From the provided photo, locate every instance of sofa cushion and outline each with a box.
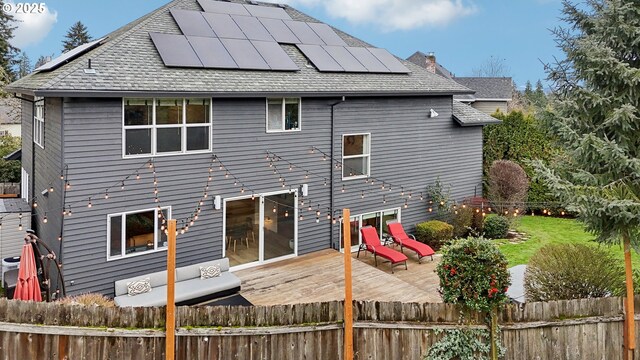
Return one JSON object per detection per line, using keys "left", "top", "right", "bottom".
{"left": 176, "top": 258, "right": 229, "bottom": 282}
{"left": 175, "top": 272, "right": 241, "bottom": 303}
{"left": 127, "top": 277, "right": 151, "bottom": 296}
{"left": 114, "top": 285, "right": 168, "bottom": 307}
{"left": 114, "top": 270, "right": 169, "bottom": 297}
{"left": 200, "top": 264, "right": 221, "bottom": 279}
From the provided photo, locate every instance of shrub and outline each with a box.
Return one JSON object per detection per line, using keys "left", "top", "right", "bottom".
{"left": 483, "top": 215, "right": 509, "bottom": 239}
{"left": 436, "top": 237, "right": 511, "bottom": 312}
{"left": 488, "top": 160, "right": 529, "bottom": 214}
{"left": 524, "top": 244, "right": 624, "bottom": 301}
{"left": 415, "top": 220, "right": 453, "bottom": 250}
{"left": 426, "top": 177, "right": 452, "bottom": 222}
{"left": 451, "top": 206, "right": 474, "bottom": 238}
{"left": 58, "top": 293, "right": 115, "bottom": 307}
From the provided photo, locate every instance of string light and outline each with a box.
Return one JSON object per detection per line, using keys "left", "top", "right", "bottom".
{"left": 49, "top": 186, "right": 54, "bottom": 193}
{"left": 326, "top": 212, "right": 331, "bottom": 220}
{"left": 136, "top": 171, "right": 140, "bottom": 180}
{"left": 121, "top": 181, "right": 125, "bottom": 190}
{"left": 43, "top": 213, "right": 48, "bottom": 223}
{"left": 18, "top": 223, "right": 22, "bottom": 231}
{"left": 383, "top": 195, "right": 386, "bottom": 204}
{"left": 361, "top": 191, "right": 365, "bottom": 199}
{"left": 60, "top": 172, "right": 64, "bottom": 180}
{"left": 87, "top": 198, "right": 92, "bottom": 208}
{"left": 341, "top": 184, "right": 345, "bottom": 193}
{"left": 404, "top": 199, "right": 408, "bottom": 209}
{"left": 401, "top": 187, "right": 404, "bottom": 196}
{"left": 299, "top": 214, "right": 304, "bottom": 221}
{"left": 33, "top": 200, "right": 38, "bottom": 208}
{"left": 65, "top": 182, "right": 71, "bottom": 190}
{"left": 315, "top": 216, "right": 320, "bottom": 223}
{"left": 284, "top": 210, "right": 289, "bottom": 217}
{"left": 104, "top": 190, "right": 109, "bottom": 200}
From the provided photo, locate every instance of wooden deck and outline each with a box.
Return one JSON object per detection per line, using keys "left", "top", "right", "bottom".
{"left": 235, "top": 248, "right": 442, "bottom": 305}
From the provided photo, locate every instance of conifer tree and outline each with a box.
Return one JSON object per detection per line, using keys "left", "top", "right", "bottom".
{"left": 62, "top": 21, "right": 91, "bottom": 52}
{"left": 17, "top": 51, "right": 31, "bottom": 78}
{"left": 533, "top": 1, "right": 640, "bottom": 357}
{"left": 0, "top": 0, "right": 19, "bottom": 81}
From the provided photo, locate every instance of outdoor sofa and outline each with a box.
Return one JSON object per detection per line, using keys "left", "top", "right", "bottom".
{"left": 113, "top": 258, "right": 241, "bottom": 307}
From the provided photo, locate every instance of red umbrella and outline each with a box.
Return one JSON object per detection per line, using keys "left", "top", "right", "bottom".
{"left": 13, "top": 242, "right": 42, "bottom": 302}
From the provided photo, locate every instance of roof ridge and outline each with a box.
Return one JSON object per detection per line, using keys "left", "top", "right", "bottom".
{"left": 40, "top": 0, "right": 186, "bottom": 90}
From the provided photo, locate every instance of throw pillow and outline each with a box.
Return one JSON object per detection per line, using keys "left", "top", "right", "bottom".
{"left": 200, "top": 264, "right": 221, "bottom": 279}
{"left": 127, "top": 277, "right": 151, "bottom": 296}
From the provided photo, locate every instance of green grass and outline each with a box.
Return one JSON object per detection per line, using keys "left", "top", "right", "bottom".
{"left": 495, "top": 216, "right": 640, "bottom": 268}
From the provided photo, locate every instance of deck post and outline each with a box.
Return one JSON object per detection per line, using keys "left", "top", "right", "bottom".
{"left": 343, "top": 209, "right": 353, "bottom": 360}
{"left": 166, "top": 219, "right": 177, "bottom": 360}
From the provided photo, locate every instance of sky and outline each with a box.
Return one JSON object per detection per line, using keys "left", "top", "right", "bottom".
{"left": 7, "top": 0, "right": 565, "bottom": 89}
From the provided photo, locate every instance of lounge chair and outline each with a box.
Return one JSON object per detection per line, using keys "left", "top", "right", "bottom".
{"left": 386, "top": 221, "right": 435, "bottom": 263}
{"left": 358, "top": 226, "right": 408, "bottom": 273}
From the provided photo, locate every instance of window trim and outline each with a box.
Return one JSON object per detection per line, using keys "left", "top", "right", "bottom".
{"left": 265, "top": 97, "right": 302, "bottom": 133}
{"left": 341, "top": 133, "right": 371, "bottom": 180}
{"left": 122, "top": 98, "right": 213, "bottom": 158}
{"left": 106, "top": 206, "right": 172, "bottom": 261}
{"left": 33, "top": 97, "right": 44, "bottom": 149}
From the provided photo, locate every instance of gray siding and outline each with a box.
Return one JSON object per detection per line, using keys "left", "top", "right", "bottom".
{"left": 331, "top": 97, "right": 483, "bottom": 241}
{"left": 471, "top": 101, "right": 507, "bottom": 115}
{"left": 20, "top": 99, "right": 32, "bottom": 190}
{"left": 57, "top": 96, "right": 482, "bottom": 296}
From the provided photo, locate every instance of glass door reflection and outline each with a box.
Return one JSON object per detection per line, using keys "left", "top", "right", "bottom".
{"left": 263, "top": 193, "right": 296, "bottom": 261}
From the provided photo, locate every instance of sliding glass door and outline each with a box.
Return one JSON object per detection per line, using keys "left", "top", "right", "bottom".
{"left": 225, "top": 191, "right": 297, "bottom": 268}
{"left": 341, "top": 208, "right": 400, "bottom": 252}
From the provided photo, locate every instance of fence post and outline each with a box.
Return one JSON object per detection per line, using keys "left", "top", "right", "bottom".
{"left": 166, "top": 219, "right": 176, "bottom": 360}
{"left": 343, "top": 209, "right": 353, "bottom": 360}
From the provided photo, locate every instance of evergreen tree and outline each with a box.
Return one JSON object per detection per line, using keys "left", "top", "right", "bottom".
{"left": 34, "top": 54, "right": 53, "bottom": 69}
{"left": 524, "top": 80, "right": 533, "bottom": 99}
{"left": 533, "top": 80, "right": 547, "bottom": 108}
{"left": 0, "top": 0, "right": 19, "bottom": 81}
{"left": 17, "top": 51, "right": 31, "bottom": 78}
{"left": 62, "top": 21, "right": 92, "bottom": 52}
{"left": 532, "top": 1, "right": 640, "bottom": 355}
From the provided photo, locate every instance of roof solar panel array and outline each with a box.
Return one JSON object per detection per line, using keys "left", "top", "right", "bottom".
{"left": 36, "top": 37, "right": 107, "bottom": 72}
{"left": 151, "top": 1, "right": 410, "bottom": 74}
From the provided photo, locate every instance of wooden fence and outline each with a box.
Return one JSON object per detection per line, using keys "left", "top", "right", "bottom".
{"left": 0, "top": 183, "right": 19, "bottom": 197}
{"left": 0, "top": 296, "right": 638, "bottom": 359}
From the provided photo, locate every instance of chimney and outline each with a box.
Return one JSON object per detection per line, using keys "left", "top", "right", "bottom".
{"left": 425, "top": 52, "right": 436, "bottom": 74}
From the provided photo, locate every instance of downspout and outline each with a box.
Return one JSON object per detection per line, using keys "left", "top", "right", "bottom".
{"left": 330, "top": 96, "right": 345, "bottom": 249}
{"left": 14, "top": 95, "right": 37, "bottom": 229}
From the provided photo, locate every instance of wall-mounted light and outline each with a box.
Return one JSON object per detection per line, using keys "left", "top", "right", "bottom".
{"left": 300, "top": 184, "right": 309, "bottom": 197}
{"left": 213, "top": 195, "right": 221, "bottom": 210}
{"left": 429, "top": 109, "right": 439, "bottom": 118}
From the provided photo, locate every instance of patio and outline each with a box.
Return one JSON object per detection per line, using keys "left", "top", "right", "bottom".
{"left": 234, "top": 249, "right": 442, "bottom": 305}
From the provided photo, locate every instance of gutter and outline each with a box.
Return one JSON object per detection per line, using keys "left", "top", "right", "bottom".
{"left": 329, "top": 97, "right": 345, "bottom": 249}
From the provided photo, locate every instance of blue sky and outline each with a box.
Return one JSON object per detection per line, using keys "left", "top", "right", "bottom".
{"left": 8, "top": 0, "right": 565, "bottom": 88}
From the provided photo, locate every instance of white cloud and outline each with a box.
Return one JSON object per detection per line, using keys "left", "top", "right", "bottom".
{"left": 7, "top": 1, "right": 58, "bottom": 48}
{"left": 265, "top": 0, "right": 476, "bottom": 31}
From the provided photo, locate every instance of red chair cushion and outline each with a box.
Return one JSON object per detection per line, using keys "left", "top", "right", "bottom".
{"left": 360, "top": 226, "right": 408, "bottom": 264}
{"left": 388, "top": 222, "right": 435, "bottom": 257}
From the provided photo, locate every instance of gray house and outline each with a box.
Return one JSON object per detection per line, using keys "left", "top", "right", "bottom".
{"left": 7, "top": 0, "right": 499, "bottom": 297}
{"left": 407, "top": 51, "right": 513, "bottom": 114}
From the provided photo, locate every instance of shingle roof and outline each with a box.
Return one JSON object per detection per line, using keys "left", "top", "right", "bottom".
{"left": 8, "top": 0, "right": 472, "bottom": 97}
{"left": 452, "top": 77, "right": 513, "bottom": 100}
{"left": 406, "top": 51, "right": 454, "bottom": 79}
{"left": 452, "top": 100, "right": 502, "bottom": 127}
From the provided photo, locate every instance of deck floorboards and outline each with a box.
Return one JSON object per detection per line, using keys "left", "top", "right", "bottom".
{"left": 235, "top": 248, "right": 442, "bottom": 305}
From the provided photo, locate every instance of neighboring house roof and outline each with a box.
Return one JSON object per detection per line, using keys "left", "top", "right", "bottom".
{"left": 3, "top": 149, "right": 21, "bottom": 161}
{"left": 406, "top": 51, "right": 454, "bottom": 79}
{"left": 453, "top": 77, "right": 513, "bottom": 101}
{"left": 0, "top": 198, "right": 30, "bottom": 213}
{"left": 452, "top": 100, "right": 502, "bottom": 127}
{"left": 8, "top": 0, "right": 472, "bottom": 97}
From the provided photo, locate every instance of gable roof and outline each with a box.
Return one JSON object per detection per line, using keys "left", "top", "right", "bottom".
{"left": 8, "top": 0, "right": 472, "bottom": 97}
{"left": 452, "top": 100, "right": 502, "bottom": 126}
{"left": 453, "top": 77, "right": 513, "bottom": 101}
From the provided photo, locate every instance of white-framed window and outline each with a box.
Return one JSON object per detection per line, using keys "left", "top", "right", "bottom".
{"left": 21, "top": 167, "right": 29, "bottom": 201}
{"left": 107, "top": 206, "right": 171, "bottom": 260}
{"left": 266, "top": 98, "right": 301, "bottom": 132}
{"left": 123, "top": 98, "right": 212, "bottom": 157}
{"left": 33, "top": 97, "right": 44, "bottom": 148}
{"left": 340, "top": 208, "right": 401, "bottom": 251}
{"left": 342, "top": 133, "right": 370, "bottom": 179}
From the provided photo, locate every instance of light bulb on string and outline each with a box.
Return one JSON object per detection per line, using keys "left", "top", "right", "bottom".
{"left": 324, "top": 178, "right": 327, "bottom": 186}
{"left": 420, "top": 193, "right": 423, "bottom": 201}
{"left": 225, "top": 172, "right": 229, "bottom": 178}
{"left": 18, "top": 223, "right": 22, "bottom": 231}
{"left": 43, "top": 213, "right": 48, "bottom": 223}
{"left": 289, "top": 164, "right": 292, "bottom": 171}
{"left": 136, "top": 171, "right": 140, "bottom": 180}
{"left": 240, "top": 186, "right": 245, "bottom": 194}
{"left": 315, "top": 216, "right": 320, "bottom": 223}
{"left": 305, "top": 171, "right": 309, "bottom": 179}
{"left": 404, "top": 200, "right": 408, "bottom": 209}
{"left": 65, "top": 182, "right": 71, "bottom": 190}
{"left": 284, "top": 210, "right": 289, "bottom": 217}
{"left": 322, "top": 154, "right": 327, "bottom": 161}
{"left": 428, "top": 207, "right": 433, "bottom": 212}
{"left": 203, "top": 192, "right": 208, "bottom": 198}
{"left": 121, "top": 181, "right": 125, "bottom": 190}
{"left": 251, "top": 193, "right": 255, "bottom": 200}
{"left": 383, "top": 195, "right": 386, "bottom": 204}
{"left": 68, "top": 206, "right": 72, "bottom": 216}
{"left": 401, "top": 187, "right": 404, "bottom": 196}
{"left": 299, "top": 214, "right": 304, "bottom": 221}
{"left": 381, "top": 183, "right": 385, "bottom": 190}
{"left": 19, "top": 212, "right": 23, "bottom": 220}
{"left": 105, "top": 190, "right": 109, "bottom": 200}
{"left": 88, "top": 198, "right": 92, "bottom": 208}
{"left": 33, "top": 200, "right": 38, "bottom": 208}
{"left": 60, "top": 172, "right": 64, "bottom": 180}
{"left": 194, "top": 214, "right": 199, "bottom": 220}
{"left": 272, "top": 205, "right": 277, "bottom": 213}
{"left": 341, "top": 184, "right": 345, "bottom": 193}
{"left": 332, "top": 217, "right": 336, "bottom": 225}
{"left": 408, "top": 192, "right": 412, "bottom": 199}
{"left": 208, "top": 175, "right": 212, "bottom": 182}
{"left": 49, "top": 185, "right": 54, "bottom": 193}
{"left": 234, "top": 180, "right": 237, "bottom": 186}
{"left": 326, "top": 212, "right": 331, "bottom": 220}
{"left": 361, "top": 191, "right": 365, "bottom": 199}
{"left": 308, "top": 205, "right": 313, "bottom": 212}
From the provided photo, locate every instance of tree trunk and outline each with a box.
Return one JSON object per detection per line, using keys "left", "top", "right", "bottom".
{"left": 623, "top": 232, "right": 635, "bottom": 360}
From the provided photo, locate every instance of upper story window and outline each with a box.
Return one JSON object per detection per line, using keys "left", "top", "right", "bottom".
{"left": 107, "top": 207, "right": 170, "bottom": 260}
{"left": 267, "top": 98, "right": 300, "bottom": 132}
{"left": 342, "top": 133, "right": 370, "bottom": 179}
{"left": 33, "top": 97, "right": 44, "bottom": 148}
{"left": 123, "top": 98, "right": 211, "bottom": 157}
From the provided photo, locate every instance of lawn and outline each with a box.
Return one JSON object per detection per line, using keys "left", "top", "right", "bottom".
{"left": 496, "top": 215, "right": 640, "bottom": 269}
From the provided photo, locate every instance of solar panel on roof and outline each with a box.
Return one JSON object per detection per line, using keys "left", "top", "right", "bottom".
{"left": 221, "top": 38, "right": 270, "bottom": 70}
{"left": 322, "top": 46, "right": 367, "bottom": 72}
{"left": 284, "top": 21, "right": 324, "bottom": 45}
{"left": 346, "top": 47, "right": 389, "bottom": 73}
{"left": 244, "top": 4, "right": 291, "bottom": 20}
{"left": 259, "top": 18, "right": 300, "bottom": 44}
{"left": 306, "top": 23, "right": 347, "bottom": 47}
{"left": 296, "top": 44, "right": 343, "bottom": 72}
{"left": 232, "top": 15, "right": 274, "bottom": 42}
{"left": 367, "top": 47, "right": 410, "bottom": 74}
{"left": 187, "top": 36, "right": 238, "bottom": 68}
{"left": 251, "top": 40, "right": 298, "bottom": 71}
{"left": 197, "top": 0, "right": 250, "bottom": 16}
{"left": 35, "top": 37, "right": 106, "bottom": 71}
{"left": 150, "top": 33, "right": 203, "bottom": 68}
{"left": 170, "top": 9, "right": 216, "bottom": 38}
{"left": 202, "top": 13, "right": 246, "bottom": 39}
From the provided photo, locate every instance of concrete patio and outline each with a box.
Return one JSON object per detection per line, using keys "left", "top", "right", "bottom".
{"left": 234, "top": 248, "right": 442, "bottom": 305}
